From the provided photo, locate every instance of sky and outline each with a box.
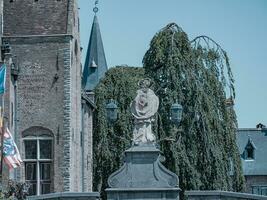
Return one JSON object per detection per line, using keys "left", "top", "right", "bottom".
{"left": 78, "top": 0, "right": 267, "bottom": 128}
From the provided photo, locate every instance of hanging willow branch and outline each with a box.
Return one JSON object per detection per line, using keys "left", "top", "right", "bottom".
{"left": 191, "top": 35, "right": 235, "bottom": 99}
{"left": 143, "top": 23, "right": 245, "bottom": 198}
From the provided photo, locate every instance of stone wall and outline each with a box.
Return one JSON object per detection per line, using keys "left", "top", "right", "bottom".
{"left": 3, "top": 0, "right": 69, "bottom": 36}
{"left": 27, "top": 192, "right": 100, "bottom": 200}
{"left": 186, "top": 190, "right": 267, "bottom": 200}
{"left": 81, "top": 102, "right": 93, "bottom": 192}
{"left": 0, "top": 0, "right": 3, "bottom": 35}
{"left": 68, "top": 0, "right": 84, "bottom": 192}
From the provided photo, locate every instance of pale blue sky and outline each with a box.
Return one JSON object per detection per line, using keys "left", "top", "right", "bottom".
{"left": 78, "top": 0, "right": 267, "bottom": 128}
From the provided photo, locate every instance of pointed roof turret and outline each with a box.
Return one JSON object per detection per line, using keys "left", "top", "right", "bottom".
{"left": 82, "top": 11, "right": 108, "bottom": 91}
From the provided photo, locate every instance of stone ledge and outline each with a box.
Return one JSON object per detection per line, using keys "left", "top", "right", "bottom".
{"left": 106, "top": 188, "right": 181, "bottom": 192}
{"left": 185, "top": 190, "right": 267, "bottom": 200}
{"left": 27, "top": 192, "right": 100, "bottom": 200}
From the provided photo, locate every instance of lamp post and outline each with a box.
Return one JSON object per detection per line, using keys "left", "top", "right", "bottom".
{"left": 106, "top": 99, "right": 118, "bottom": 123}
{"left": 170, "top": 102, "right": 183, "bottom": 125}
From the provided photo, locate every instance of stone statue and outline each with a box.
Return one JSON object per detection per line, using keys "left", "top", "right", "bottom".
{"left": 130, "top": 78, "right": 159, "bottom": 145}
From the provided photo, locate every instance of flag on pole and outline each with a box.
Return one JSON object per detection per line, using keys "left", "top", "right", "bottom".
{"left": 3, "top": 128, "right": 22, "bottom": 169}
{"left": 0, "top": 65, "right": 6, "bottom": 94}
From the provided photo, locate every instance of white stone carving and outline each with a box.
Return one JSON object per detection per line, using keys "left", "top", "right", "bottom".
{"left": 130, "top": 79, "right": 159, "bottom": 145}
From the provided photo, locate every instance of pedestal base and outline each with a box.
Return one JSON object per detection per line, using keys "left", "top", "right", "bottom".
{"left": 106, "top": 145, "right": 180, "bottom": 200}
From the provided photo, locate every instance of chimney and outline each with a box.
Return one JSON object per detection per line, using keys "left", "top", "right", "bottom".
{"left": 256, "top": 123, "right": 266, "bottom": 129}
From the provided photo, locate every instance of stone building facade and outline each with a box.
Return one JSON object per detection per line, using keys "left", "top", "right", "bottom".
{"left": 0, "top": 0, "right": 103, "bottom": 195}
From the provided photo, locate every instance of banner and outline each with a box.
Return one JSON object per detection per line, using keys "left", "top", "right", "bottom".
{"left": 0, "top": 65, "right": 6, "bottom": 94}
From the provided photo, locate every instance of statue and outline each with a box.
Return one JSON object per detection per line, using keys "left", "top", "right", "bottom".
{"left": 130, "top": 78, "right": 159, "bottom": 145}
{"left": 107, "top": 78, "right": 180, "bottom": 199}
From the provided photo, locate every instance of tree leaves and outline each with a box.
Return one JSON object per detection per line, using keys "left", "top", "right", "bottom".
{"left": 93, "top": 67, "right": 144, "bottom": 198}
{"left": 143, "top": 23, "right": 245, "bottom": 195}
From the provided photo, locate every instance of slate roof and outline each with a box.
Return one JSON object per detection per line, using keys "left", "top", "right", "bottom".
{"left": 82, "top": 15, "right": 108, "bottom": 91}
{"left": 236, "top": 128, "right": 267, "bottom": 176}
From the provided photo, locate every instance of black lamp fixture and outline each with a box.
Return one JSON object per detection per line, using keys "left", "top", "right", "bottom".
{"left": 170, "top": 102, "right": 183, "bottom": 125}
{"left": 106, "top": 99, "right": 118, "bottom": 123}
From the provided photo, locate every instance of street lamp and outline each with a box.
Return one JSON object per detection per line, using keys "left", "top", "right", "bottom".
{"left": 106, "top": 99, "right": 118, "bottom": 123}
{"left": 170, "top": 102, "right": 183, "bottom": 125}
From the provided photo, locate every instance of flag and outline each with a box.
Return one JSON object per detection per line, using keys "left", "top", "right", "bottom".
{"left": 0, "top": 65, "right": 6, "bottom": 94}
{"left": 3, "top": 128, "right": 22, "bottom": 169}
{"left": 0, "top": 107, "right": 3, "bottom": 128}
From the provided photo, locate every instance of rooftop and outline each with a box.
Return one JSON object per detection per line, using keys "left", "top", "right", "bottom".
{"left": 236, "top": 127, "right": 267, "bottom": 176}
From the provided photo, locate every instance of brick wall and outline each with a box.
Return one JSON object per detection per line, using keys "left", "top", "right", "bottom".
{"left": 3, "top": 35, "right": 70, "bottom": 192}
{"left": 3, "top": 0, "right": 69, "bottom": 36}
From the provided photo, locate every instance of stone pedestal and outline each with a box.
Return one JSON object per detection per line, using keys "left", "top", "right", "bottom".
{"left": 106, "top": 145, "right": 180, "bottom": 200}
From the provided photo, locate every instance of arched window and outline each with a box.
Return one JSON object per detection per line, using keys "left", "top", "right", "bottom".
{"left": 22, "top": 127, "right": 53, "bottom": 195}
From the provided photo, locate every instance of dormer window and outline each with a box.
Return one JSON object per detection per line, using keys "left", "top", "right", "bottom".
{"left": 244, "top": 138, "right": 256, "bottom": 160}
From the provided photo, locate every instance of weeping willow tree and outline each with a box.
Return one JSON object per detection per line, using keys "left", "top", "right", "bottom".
{"left": 93, "top": 66, "right": 145, "bottom": 198}
{"left": 93, "top": 23, "right": 245, "bottom": 199}
{"left": 143, "top": 23, "right": 244, "bottom": 194}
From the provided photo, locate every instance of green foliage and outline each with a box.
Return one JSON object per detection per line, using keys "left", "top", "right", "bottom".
{"left": 0, "top": 179, "right": 30, "bottom": 200}
{"left": 143, "top": 23, "right": 245, "bottom": 195}
{"left": 93, "top": 23, "right": 245, "bottom": 199}
{"left": 93, "top": 66, "right": 145, "bottom": 198}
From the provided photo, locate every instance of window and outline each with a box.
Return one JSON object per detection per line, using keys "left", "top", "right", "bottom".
{"left": 244, "top": 138, "right": 256, "bottom": 160}
{"left": 24, "top": 137, "right": 53, "bottom": 195}
{"left": 75, "top": 40, "right": 78, "bottom": 56}
{"left": 252, "top": 185, "right": 267, "bottom": 196}
{"left": 246, "top": 145, "right": 254, "bottom": 159}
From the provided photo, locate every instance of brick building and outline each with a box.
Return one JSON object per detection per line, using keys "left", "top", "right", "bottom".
{"left": 0, "top": 0, "right": 107, "bottom": 196}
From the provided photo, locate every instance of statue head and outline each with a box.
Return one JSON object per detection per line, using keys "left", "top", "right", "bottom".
{"left": 138, "top": 78, "right": 152, "bottom": 92}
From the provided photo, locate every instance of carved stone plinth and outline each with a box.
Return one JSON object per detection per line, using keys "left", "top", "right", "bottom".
{"left": 106, "top": 145, "right": 180, "bottom": 200}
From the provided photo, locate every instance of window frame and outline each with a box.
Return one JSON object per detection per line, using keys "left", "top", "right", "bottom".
{"left": 252, "top": 185, "right": 267, "bottom": 196}
{"left": 23, "top": 136, "right": 53, "bottom": 195}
